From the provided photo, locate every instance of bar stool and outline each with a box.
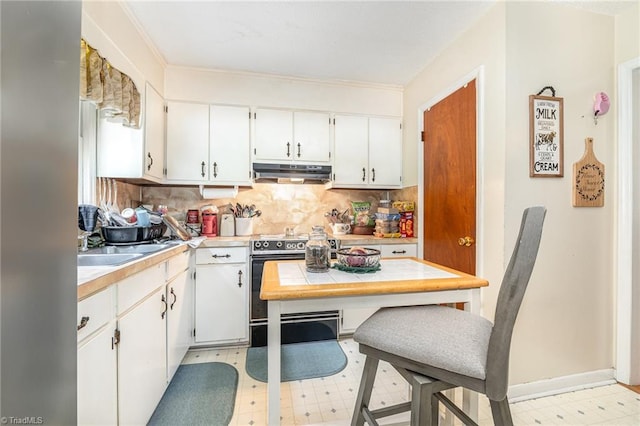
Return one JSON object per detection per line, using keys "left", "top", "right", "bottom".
{"left": 351, "top": 206, "right": 546, "bottom": 425}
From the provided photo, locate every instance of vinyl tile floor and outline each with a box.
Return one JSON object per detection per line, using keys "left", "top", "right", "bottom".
{"left": 181, "top": 338, "right": 640, "bottom": 425}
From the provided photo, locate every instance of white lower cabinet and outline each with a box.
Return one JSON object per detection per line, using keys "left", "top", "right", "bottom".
{"left": 77, "top": 286, "right": 117, "bottom": 426}
{"left": 379, "top": 243, "right": 417, "bottom": 258}
{"left": 339, "top": 242, "right": 417, "bottom": 334}
{"left": 77, "top": 320, "right": 118, "bottom": 426}
{"left": 118, "top": 286, "right": 168, "bottom": 425}
{"left": 195, "top": 247, "right": 249, "bottom": 345}
{"left": 77, "top": 249, "right": 193, "bottom": 426}
{"left": 167, "top": 268, "right": 192, "bottom": 381}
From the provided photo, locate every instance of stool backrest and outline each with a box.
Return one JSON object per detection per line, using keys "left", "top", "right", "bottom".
{"left": 485, "top": 206, "right": 546, "bottom": 400}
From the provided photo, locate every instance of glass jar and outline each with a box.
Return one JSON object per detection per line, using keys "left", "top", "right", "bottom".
{"left": 305, "top": 226, "right": 330, "bottom": 273}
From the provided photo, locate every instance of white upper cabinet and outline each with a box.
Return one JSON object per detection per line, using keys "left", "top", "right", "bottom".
{"left": 165, "top": 103, "right": 252, "bottom": 185}
{"left": 144, "top": 83, "right": 166, "bottom": 181}
{"left": 96, "top": 82, "right": 165, "bottom": 182}
{"left": 210, "top": 105, "right": 251, "bottom": 184}
{"left": 368, "top": 117, "right": 402, "bottom": 187}
{"left": 166, "top": 101, "right": 209, "bottom": 181}
{"left": 333, "top": 115, "right": 369, "bottom": 185}
{"left": 254, "top": 108, "right": 331, "bottom": 164}
{"left": 332, "top": 115, "right": 402, "bottom": 188}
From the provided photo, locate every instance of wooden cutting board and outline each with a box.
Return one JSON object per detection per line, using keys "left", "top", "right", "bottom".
{"left": 573, "top": 137, "right": 605, "bottom": 207}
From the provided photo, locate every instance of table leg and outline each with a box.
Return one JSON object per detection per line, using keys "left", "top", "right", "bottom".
{"left": 464, "top": 288, "right": 481, "bottom": 422}
{"left": 267, "top": 300, "right": 281, "bottom": 425}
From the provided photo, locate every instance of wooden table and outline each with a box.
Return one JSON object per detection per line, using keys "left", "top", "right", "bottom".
{"left": 261, "top": 257, "right": 489, "bottom": 425}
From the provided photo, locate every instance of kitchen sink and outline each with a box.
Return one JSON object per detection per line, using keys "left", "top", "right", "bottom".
{"left": 88, "top": 243, "right": 177, "bottom": 255}
{"left": 77, "top": 253, "right": 144, "bottom": 267}
{"left": 77, "top": 242, "right": 181, "bottom": 267}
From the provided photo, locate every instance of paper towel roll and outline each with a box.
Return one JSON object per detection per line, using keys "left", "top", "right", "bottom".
{"left": 199, "top": 186, "right": 238, "bottom": 199}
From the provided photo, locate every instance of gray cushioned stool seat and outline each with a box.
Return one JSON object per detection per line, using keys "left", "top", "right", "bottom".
{"left": 354, "top": 305, "right": 492, "bottom": 380}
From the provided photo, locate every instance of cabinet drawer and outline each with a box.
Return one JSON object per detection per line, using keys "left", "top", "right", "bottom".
{"left": 167, "top": 250, "right": 190, "bottom": 281}
{"left": 380, "top": 244, "right": 417, "bottom": 258}
{"left": 77, "top": 287, "right": 114, "bottom": 342}
{"left": 117, "top": 262, "right": 165, "bottom": 316}
{"left": 196, "top": 247, "right": 247, "bottom": 264}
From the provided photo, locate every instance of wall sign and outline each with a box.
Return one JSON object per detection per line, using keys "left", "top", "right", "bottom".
{"left": 529, "top": 89, "right": 564, "bottom": 177}
{"left": 573, "top": 137, "right": 604, "bottom": 207}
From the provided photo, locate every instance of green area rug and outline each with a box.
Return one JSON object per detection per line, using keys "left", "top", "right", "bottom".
{"left": 148, "top": 362, "right": 237, "bottom": 426}
{"left": 245, "top": 340, "right": 347, "bottom": 382}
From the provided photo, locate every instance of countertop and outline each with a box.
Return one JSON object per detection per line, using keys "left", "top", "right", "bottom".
{"left": 260, "top": 258, "right": 488, "bottom": 300}
{"left": 77, "top": 243, "right": 190, "bottom": 300}
{"left": 77, "top": 235, "right": 417, "bottom": 301}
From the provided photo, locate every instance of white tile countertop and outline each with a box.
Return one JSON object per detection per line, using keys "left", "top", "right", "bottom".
{"left": 277, "top": 258, "right": 458, "bottom": 286}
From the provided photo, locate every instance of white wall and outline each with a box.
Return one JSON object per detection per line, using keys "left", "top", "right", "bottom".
{"left": 81, "top": 1, "right": 165, "bottom": 95}
{"left": 406, "top": 1, "right": 618, "bottom": 387}
{"left": 165, "top": 66, "right": 403, "bottom": 117}
{"left": 504, "top": 2, "right": 615, "bottom": 384}
{"left": 615, "top": 2, "right": 640, "bottom": 64}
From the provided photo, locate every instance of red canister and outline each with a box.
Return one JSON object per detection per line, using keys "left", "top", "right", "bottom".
{"left": 187, "top": 209, "right": 200, "bottom": 224}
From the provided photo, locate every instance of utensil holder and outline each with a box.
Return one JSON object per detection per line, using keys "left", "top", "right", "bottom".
{"left": 235, "top": 217, "right": 253, "bottom": 236}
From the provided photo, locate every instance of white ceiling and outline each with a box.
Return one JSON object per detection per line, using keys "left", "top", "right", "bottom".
{"left": 124, "top": 0, "right": 637, "bottom": 86}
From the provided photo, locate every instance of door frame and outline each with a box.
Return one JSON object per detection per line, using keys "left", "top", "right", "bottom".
{"left": 417, "top": 66, "right": 485, "bottom": 277}
{"left": 616, "top": 56, "right": 640, "bottom": 385}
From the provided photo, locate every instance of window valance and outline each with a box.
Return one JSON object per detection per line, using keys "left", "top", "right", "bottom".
{"left": 80, "top": 39, "right": 141, "bottom": 129}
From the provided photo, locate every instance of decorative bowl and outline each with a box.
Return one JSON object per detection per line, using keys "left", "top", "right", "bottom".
{"left": 336, "top": 247, "right": 381, "bottom": 268}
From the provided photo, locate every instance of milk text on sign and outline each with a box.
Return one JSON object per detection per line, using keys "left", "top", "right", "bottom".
{"left": 536, "top": 107, "right": 557, "bottom": 120}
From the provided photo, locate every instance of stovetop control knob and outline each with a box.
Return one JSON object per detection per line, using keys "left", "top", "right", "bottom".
{"left": 263, "top": 241, "right": 269, "bottom": 248}
{"left": 297, "top": 242, "right": 305, "bottom": 250}
{"left": 276, "top": 241, "right": 283, "bottom": 248}
{"left": 254, "top": 241, "right": 262, "bottom": 249}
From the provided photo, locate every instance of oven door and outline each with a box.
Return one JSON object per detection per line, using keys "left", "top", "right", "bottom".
{"left": 250, "top": 252, "right": 339, "bottom": 347}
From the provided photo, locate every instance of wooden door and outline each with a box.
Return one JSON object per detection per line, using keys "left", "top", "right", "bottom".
{"left": 423, "top": 80, "right": 477, "bottom": 274}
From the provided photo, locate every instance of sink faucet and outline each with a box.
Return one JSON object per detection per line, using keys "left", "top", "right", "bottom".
{"left": 78, "top": 232, "right": 91, "bottom": 252}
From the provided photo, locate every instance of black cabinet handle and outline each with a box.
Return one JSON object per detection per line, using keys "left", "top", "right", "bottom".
{"left": 112, "top": 329, "right": 120, "bottom": 349}
{"left": 391, "top": 250, "right": 407, "bottom": 254}
{"left": 362, "top": 167, "right": 366, "bottom": 182}
{"left": 147, "top": 152, "right": 154, "bottom": 171}
{"left": 371, "top": 168, "right": 376, "bottom": 182}
{"left": 201, "top": 161, "right": 206, "bottom": 178}
{"left": 211, "top": 254, "right": 231, "bottom": 259}
{"left": 297, "top": 143, "right": 301, "bottom": 158}
{"left": 170, "top": 287, "right": 177, "bottom": 310}
{"left": 77, "top": 316, "right": 90, "bottom": 331}
{"left": 161, "top": 294, "right": 168, "bottom": 319}
{"left": 238, "top": 270, "right": 243, "bottom": 288}
{"left": 286, "top": 142, "right": 291, "bottom": 157}
{"left": 213, "top": 162, "right": 218, "bottom": 178}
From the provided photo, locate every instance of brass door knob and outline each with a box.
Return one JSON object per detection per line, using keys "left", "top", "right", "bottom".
{"left": 458, "top": 236, "right": 475, "bottom": 247}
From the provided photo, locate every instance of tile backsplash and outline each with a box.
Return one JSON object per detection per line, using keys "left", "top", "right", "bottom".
{"left": 140, "top": 183, "right": 417, "bottom": 235}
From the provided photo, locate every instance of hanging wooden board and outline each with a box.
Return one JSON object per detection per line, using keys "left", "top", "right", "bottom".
{"left": 572, "top": 137, "right": 605, "bottom": 207}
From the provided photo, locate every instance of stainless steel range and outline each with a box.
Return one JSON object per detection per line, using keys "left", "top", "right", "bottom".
{"left": 250, "top": 234, "right": 340, "bottom": 347}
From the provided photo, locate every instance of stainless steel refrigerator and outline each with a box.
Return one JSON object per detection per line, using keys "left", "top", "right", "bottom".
{"left": 1, "top": 2, "right": 81, "bottom": 423}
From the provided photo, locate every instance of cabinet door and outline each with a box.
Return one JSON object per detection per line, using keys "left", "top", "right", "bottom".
{"left": 333, "top": 115, "right": 369, "bottom": 185}
{"left": 341, "top": 308, "right": 379, "bottom": 335}
{"left": 97, "top": 115, "right": 144, "bottom": 178}
{"left": 167, "top": 269, "right": 193, "bottom": 382}
{"left": 195, "top": 264, "right": 248, "bottom": 344}
{"left": 78, "top": 323, "right": 117, "bottom": 426}
{"left": 210, "top": 105, "right": 251, "bottom": 184}
{"left": 144, "top": 83, "right": 166, "bottom": 180}
{"left": 254, "top": 108, "right": 293, "bottom": 162}
{"left": 368, "top": 117, "right": 402, "bottom": 187}
{"left": 293, "top": 111, "right": 331, "bottom": 163}
{"left": 166, "top": 101, "right": 210, "bottom": 181}
{"left": 118, "top": 288, "right": 168, "bottom": 426}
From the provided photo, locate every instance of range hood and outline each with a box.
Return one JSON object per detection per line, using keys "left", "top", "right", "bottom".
{"left": 253, "top": 162, "right": 332, "bottom": 184}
